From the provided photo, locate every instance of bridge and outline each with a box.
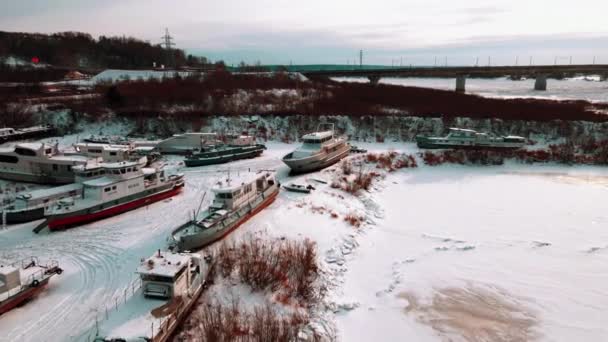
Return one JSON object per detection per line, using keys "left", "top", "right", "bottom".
{"left": 300, "top": 64, "right": 608, "bottom": 91}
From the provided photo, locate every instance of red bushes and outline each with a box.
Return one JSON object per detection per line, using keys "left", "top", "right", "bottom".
{"left": 344, "top": 213, "right": 365, "bottom": 228}
{"left": 182, "top": 300, "right": 307, "bottom": 342}
{"left": 214, "top": 238, "right": 319, "bottom": 304}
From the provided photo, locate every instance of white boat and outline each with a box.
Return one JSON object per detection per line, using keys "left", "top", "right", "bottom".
{"left": 283, "top": 183, "right": 314, "bottom": 193}
{"left": 37, "top": 161, "right": 185, "bottom": 232}
{"left": 282, "top": 126, "right": 351, "bottom": 174}
{"left": 65, "top": 142, "right": 148, "bottom": 166}
{"left": 137, "top": 250, "right": 206, "bottom": 299}
{"left": 416, "top": 128, "right": 526, "bottom": 149}
{"left": 0, "top": 142, "right": 97, "bottom": 184}
{"left": 171, "top": 171, "right": 279, "bottom": 251}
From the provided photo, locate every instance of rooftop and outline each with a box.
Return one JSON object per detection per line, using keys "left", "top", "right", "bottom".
{"left": 137, "top": 251, "right": 192, "bottom": 278}
{"left": 212, "top": 171, "right": 271, "bottom": 193}
{"left": 302, "top": 130, "right": 333, "bottom": 140}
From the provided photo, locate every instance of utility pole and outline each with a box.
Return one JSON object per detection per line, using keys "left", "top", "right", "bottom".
{"left": 593, "top": 56, "right": 596, "bottom": 65}
{"left": 161, "top": 28, "right": 176, "bottom": 68}
{"left": 444, "top": 56, "right": 447, "bottom": 67}
{"left": 515, "top": 56, "right": 519, "bottom": 66}
{"left": 569, "top": 56, "right": 572, "bottom": 65}
{"left": 434, "top": 56, "right": 437, "bottom": 67}
{"left": 488, "top": 56, "right": 491, "bottom": 67}
{"left": 529, "top": 56, "right": 533, "bottom": 66}
{"left": 475, "top": 57, "right": 479, "bottom": 67}
{"left": 359, "top": 50, "right": 363, "bottom": 69}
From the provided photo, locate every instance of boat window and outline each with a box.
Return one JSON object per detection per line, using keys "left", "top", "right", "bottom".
{"left": 110, "top": 152, "right": 117, "bottom": 156}
{"left": 100, "top": 170, "right": 105, "bottom": 175}
{"left": 45, "top": 148, "right": 53, "bottom": 154}
{"left": 90, "top": 149, "right": 102, "bottom": 154}
{"left": 67, "top": 165, "right": 72, "bottom": 172}
{"left": 133, "top": 167, "right": 138, "bottom": 171}
{"left": 0, "top": 155, "right": 18, "bottom": 163}
{"left": 217, "top": 192, "right": 232, "bottom": 199}
{"left": 112, "top": 186, "right": 117, "bottom": 190}
{"left": 15, "top": 147, "right": 36, "bottom": 156}
{"left": 120, "top": 168, "right": 126, "bottom": 174}
{"left": 104, "top": 187, "right": 111, "bottom": 192}
{"left": 127, "top": 167, "right": 132, "bottom": 173}
{"left": 52, "top": 164, "right": 58, "bottom": 171}
{"left": 113, "top": 170, "right": 120, "bottom": 175}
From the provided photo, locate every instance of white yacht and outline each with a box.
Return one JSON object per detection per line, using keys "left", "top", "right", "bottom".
{"left": 282, "top": 126, "right": 351, "bottom": 174}
{"left": 0, "top": 142, "right": 96, "bottom": 184}
{"left": 65, "top": 142, "right": 148, "bottom": 166}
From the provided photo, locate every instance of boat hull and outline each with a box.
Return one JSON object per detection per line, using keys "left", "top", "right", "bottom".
{"left": 0, "top": 277, "right": 50, "bottom": 316}
{"left": 3, "top": 207, "right": 45, "bottom": 224}
{"left": 174, "top": 187, "right": 279, "bottom": 251}
{"left": 283, "top": 145, "right": 351, "bottom": 174}
{"left": 0, "top": 171, "right": 74, "bottom": 185}
{"left": 0, "top": 127, "right": 55, "bottom": 144}
{"left": 416, "top": 137, "right": 525, "bottom": 150}
{"left": 184, "top": 145, "right": 265, "bottom": 167}
{"left": 45, "top": 183, "right": 184, "bottom": 231}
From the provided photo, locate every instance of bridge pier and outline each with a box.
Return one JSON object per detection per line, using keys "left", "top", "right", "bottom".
{"left": 534, "top": 75, "right": 547, "bottom": 91}
{"left": 368, "top": 75, "right": 381, "bottom": 85}
{"left": 455, "top": 76, "right": 466, "bottom": 93}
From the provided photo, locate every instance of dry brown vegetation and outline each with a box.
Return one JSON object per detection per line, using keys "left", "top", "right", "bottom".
{"left": 177, "top": 300, "right": 311, "bottom": 342}
{"left": 420, "top": 141, "right": 608, "bottom": 166}
{"left": 212, "top": 237, "right": 319, "bottom": 305}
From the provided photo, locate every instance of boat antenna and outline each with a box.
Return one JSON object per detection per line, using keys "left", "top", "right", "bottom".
{"left": 194, "top": 192, "right": 207, "bottom": 219}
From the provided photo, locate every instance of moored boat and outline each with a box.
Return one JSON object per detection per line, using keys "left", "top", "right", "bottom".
{"left": 416, "top": 128, "right": 526, "bottom": 149}
{"left": 156, "top": 132, "right": 218, "bottom": 155}
{"left": 283, "top": 183, "right": 313, "bottom": 193}
{"left": 0, "top": 257, "right": 62, "bottom": 316}
{"left": 0, "top": 125, "right": 55, "bottom": 144}
{"left": 0, "top": 142, "right": 96, "bottom": 184}
{"left": 184, "top": 135, "right": 266, "bottom": 167}
{"left": 282, "top": 125, "right": 351, "bottom": 174}
{"left": 37, "top": 161, "right": 184, "bottom": 232}
{"left": 171, "top": 171, "right": 279, "bottom": 252}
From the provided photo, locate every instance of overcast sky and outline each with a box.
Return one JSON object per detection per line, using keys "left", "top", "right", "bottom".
{"left": 2, "top": 0, "right": 608, "bottom": 66}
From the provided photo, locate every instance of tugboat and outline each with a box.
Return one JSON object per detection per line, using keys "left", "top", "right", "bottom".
{"left": 184, "top": 135, "right": 266, "bottom": 167}
{"left": 282, "top": 125, "right": 351, "bottom": 174}
{"left": 171, "top": 171, "right": 279, "bottom": 252}
{"left": 416, "top": 128, "right": 526, "bottom": 149}
{"left": 36, "top": 161, "right": 184, "bottom": 232}
{"left": 0, "top": 142, "right": 96, "bottom": 184}
{"left": 0, "top": 125, "right": 55, "bottom": 144}
{"left": 0, "top": 257, "right": 62, "bottom": 316}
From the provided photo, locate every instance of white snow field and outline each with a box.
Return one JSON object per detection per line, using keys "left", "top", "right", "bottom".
{"left": 1, "top": 140, "right": 608, "bottom": 341}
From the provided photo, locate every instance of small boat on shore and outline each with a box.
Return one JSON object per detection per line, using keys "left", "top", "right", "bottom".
{"left": 35, "top": 161, "right": 184, "bottom": 232}
{"left": 0, "top": 257, "right": 62, "bottom": 316}
{"left": 184, "top": 135, "right": 265, "bottom": 167}
{"left": 282, "top": 125, "right": 351, "bottom": 174}
{"left": 0, "top": 125, "right": 55, "bottom": 144}
{"left": 283, "top": 183, "right": 314, "bottom": 193}
{"left": 156, "top": 132, "right": 218, "bottom": 155}
{"left": 171, "top": 171, "right": 279, "bottom": 252}
{"left": 416, "top": 128, "right": 526, "bottom": 150}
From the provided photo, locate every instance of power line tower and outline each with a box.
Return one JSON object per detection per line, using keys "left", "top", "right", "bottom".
{"left": 161, "top": 28, "right": 176, "bottom": 68}
{"left": 359, "top": 50, "right": 363, "bottom": 69}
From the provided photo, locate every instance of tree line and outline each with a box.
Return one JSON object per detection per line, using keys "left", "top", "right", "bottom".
{"left": 0, "top": 31, "right": 210, "bottom": 69}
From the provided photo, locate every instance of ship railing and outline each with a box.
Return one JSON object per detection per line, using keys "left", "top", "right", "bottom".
{"left": 80, "top": 276, "right": 144, "bottom": 342}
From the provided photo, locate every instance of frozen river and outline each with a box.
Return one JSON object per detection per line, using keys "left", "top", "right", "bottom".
{"left": 333, "top": 76, "right": 608, "bottom": 103}
{"left": 1, "top": 141, "right": 608, "bottom": 341}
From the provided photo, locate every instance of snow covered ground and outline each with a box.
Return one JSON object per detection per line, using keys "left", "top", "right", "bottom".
{"left": 1, "top": 134, "right": 608, "bottom": 341}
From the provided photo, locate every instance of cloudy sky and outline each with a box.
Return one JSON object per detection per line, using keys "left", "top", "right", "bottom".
{"left": 2, "top": 0, "right": 608, "bottom": 66}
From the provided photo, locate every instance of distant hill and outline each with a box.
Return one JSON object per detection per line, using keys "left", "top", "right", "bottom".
{"left": 0, "top": 31, "right": 209, "bottom": 70}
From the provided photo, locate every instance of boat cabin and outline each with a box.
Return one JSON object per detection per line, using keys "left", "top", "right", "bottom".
{"left": 0, "top": 128, "right": 16, "bottom": 137}
{"left": 137, "top": 250, "right": 204, "bottom": 299}
{"left": 210, "top": 172, "right": 275, "bottom": 211}
{"left": 80, "top": 162, "right": 152, "bottom": 202}
{"left": 70, "top": 143, "right": 136, "bottom": 163}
